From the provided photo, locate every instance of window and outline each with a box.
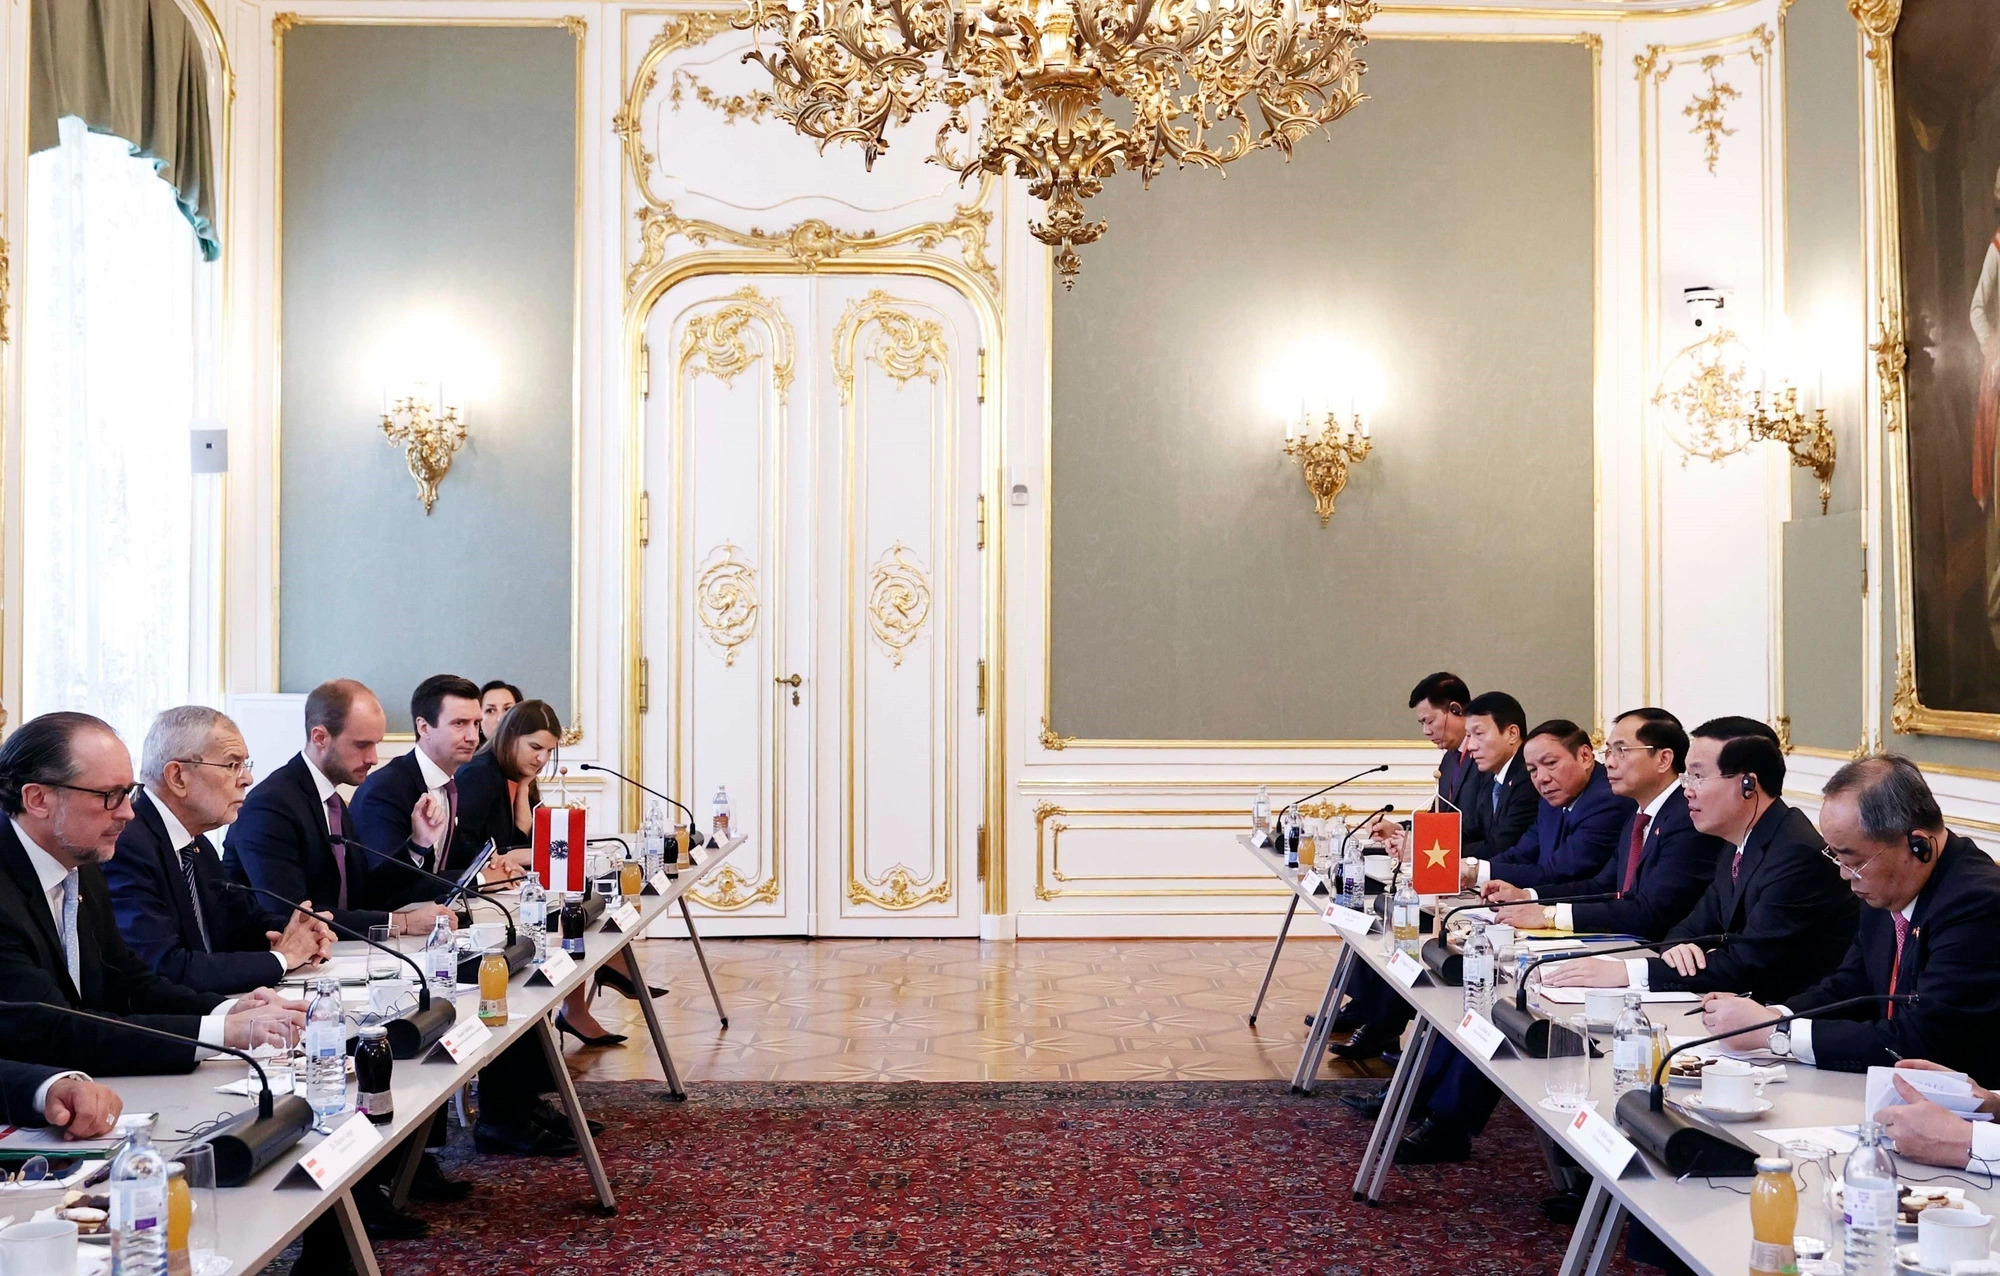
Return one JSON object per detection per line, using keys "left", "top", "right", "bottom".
{"left": 21, "top": 116, "right": 221, "bottom": 748}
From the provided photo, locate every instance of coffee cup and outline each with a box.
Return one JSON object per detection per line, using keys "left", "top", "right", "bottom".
{"left": 469, "top": 922, "right": 506, "bottom": 951}
{"left": 0, "top": 1217, "right": 76, "bottom": 1276}
{"left": 1584, "top": 987, "right": 1625, "bottom": 1024}
{"left": 1921, "top": 1207, "right": 1992, "bottom": 1272}
{"left": 1701, "top": 1058, "right": 1756, "bottom": 1111}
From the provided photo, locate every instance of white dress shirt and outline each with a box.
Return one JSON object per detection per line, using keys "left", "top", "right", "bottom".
{"left": 146, "top": 791, "right": 289, "bottom": 979}
{"left": 412, "top": 747, "right": 455, "bottom": 862}
{"left": 1971, "top": 1103, "right": 2000, "bottom": 1167}
{"left": 302, "top": 754, "right": 339, "bottom": 834}
{"left": 9, "top": 818, "right": 236, "bottom": 1057}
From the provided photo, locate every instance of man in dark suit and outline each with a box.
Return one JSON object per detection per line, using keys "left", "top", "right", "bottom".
{"left": 1459, "top": 691, "right": 1540, "bottom": 865}
{"left": 103, "top": 707, "right": 333, "bottom": 995}
{"left": 1702, "top": 754, "right": 2000, "bottom": 1086}
{"left": 0, "top": 712, "right": 299, "bottom": 1077}
{"left": 350, "top": 674, "right": 484, "bottom": 908}
{"left": 1542, "top": 717, "right": 1856, "bottom": 1006}
{"left": 1396, "top": 710, "right": 1725, "bottom": 1169}
{"left": 1488, "top": 708, "right": 1725, "bottom": 940}
{"left": 1474, "top": 718, "right": 1634, "bottom": 892}
{"left": 225, "top": 680, "right": 456, "bottom": 942}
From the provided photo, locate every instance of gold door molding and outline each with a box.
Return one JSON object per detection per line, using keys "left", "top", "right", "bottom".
{"left": 838, "top": 291, "right": 957, "bottom": 913}
{"left": 673, "top": 287, "right": 795, "bottom": 913}
{"left": 1031, "top": 805, "right": 1292, "bottom": 902}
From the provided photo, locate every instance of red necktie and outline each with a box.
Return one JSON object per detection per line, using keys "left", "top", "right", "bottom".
{"left": 1620, "top": 813, "right": 1652, "bottom": 892}
{"left": 1887, "top": 912, "right": 1910, "bottom": 1019}
{"left": 1731, "top": 847, "right": 1743, "bottom": 882}
{"left": 326, "top": 793, "right": 348, "bottom": 909}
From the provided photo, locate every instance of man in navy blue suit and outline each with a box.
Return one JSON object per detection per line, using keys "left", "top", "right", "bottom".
{"left": 1471, "top": 718, "right": 1634, "bottom": 893}
{"left": 350, "top": 674, "right": 482, "bottom": 910}
{"left": 102, "top": 707, "right": 334, "bottom": 996}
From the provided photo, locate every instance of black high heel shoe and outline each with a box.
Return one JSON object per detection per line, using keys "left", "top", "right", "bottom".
{"left": 554, "top": 1012, "right": 627, "bottom": 1048}
{"left": 593, "top": 965, "right": 667, "bottom": 1002}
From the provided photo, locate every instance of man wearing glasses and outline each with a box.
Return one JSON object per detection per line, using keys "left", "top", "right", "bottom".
{"left": 0, "top": 712, "right": 302, "bottom": 1076}
{"left": 1699, "top": 754, "right": 2000, "bottom": 1085}
{"left": 102, "top": 707, "right": 335, "bottom": 995}
{"left": 1540, "top": 716, "right": 1854, "bottom": 1003}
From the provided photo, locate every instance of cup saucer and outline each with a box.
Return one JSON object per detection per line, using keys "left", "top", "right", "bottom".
{"left": 1672, "top": 1093, "right": 1773, "bottom": 1122}
{"left": 1894, "top": 1242, "right": 2000, "bottom": 1274}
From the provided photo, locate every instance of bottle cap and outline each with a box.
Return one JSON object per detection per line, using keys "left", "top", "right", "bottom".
{"left": 484, "top": 944, "right": 504, "bottom": 956}
{"left": 359, "top": 1024, "right": 388, "bottom": 1040}
{"left": 1753, "top": 1156, "right": 1792, "bottom": 1174}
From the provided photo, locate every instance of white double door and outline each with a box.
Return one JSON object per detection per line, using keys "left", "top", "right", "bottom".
{"left": 641, "top": 273, "right": 985, "bottom": 936}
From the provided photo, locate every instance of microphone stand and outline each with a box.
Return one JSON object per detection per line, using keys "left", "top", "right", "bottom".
{"left": 578, "top": 764, "right": 712, "bottom": 847}
{"left": 1614, "top": 993, "right": 1916, "bottom": 1177}
{"left": 330, "top": 834, "right": 535, "bottom": 977}
{"left": 1251, "top": 765, "right": 1389, "bottom": 850}
{"left": 1489, "top": 934, "right": 1727, "bottom": 1055}
{"left": 224, "top": 883, "right": 456, "bottom": 1060}
{"left": 0, "top": 1000, "right": 313, "bottom": 1187}
{"left": 1420, "top": 894, "right": 1625, "bottom": 986}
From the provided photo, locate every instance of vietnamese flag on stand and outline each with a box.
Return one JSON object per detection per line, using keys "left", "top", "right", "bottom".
{"left": 1409, "top": 810, "right": 1462, "bottom": 895}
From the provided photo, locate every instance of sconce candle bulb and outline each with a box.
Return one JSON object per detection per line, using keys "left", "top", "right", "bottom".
{"left": 1746, "top": 385, "right": 1837, "bottom": 514}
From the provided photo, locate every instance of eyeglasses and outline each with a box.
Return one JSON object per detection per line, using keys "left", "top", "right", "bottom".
{"left": 1602, "top": 743, "right": 1662, "bottom": 760}
{"left": 48, "top": 782, "right": 143, "bottom": 811}
{"left": 1817, "top": 844, "right": 1879, "bottom": 879}
{"left": 174, "top": 757, "right": 255, "bottom": 779}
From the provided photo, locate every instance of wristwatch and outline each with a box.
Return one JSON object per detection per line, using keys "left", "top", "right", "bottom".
{"left": 1768, "top": 1028, "right": 1792, "bottom": 1058}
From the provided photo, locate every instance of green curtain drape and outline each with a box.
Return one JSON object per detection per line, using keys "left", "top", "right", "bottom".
{"left": 29, "top": 0, "right": 219, "bottom": 261}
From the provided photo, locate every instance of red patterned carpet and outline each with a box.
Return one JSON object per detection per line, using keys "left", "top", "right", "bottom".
{"left": 356, "top": 1080, "right": 1642, "bottom": 1274}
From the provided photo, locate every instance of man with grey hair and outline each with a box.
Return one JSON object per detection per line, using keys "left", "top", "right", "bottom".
{"left": 102, "top": 706, "right": 333, "bottom": 995}
{"left": 1699, "top": 754, "right": 2000, "bottom": 1085}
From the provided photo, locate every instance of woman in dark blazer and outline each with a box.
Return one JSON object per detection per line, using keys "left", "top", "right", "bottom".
{"left": 463, "top": 701, "right": 660, "bottom": 1047}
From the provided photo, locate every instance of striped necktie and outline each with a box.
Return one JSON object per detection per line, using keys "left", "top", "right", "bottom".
{"left": 59, "top": 870, "right": 80, "bottom": 992}
{"left": 179, "top": 836, "right": 214, "bottom": 953}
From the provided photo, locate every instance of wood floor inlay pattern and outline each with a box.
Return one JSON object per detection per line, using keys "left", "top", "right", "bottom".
{"left": 564, "top": 937, "right": 1393, "bottom": 1084}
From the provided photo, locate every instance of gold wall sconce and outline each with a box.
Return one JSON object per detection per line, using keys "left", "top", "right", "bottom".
{"left": 380, "top": 382, "right": 467, "bottom": 515}
{"left": 1283, "top": 411, "right": 1373, "bottom": 526}
{"left": 1746, "top": 385, "right": 1836, "bottom": 514}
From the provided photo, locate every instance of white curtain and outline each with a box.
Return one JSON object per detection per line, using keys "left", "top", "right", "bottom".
{"left": 22, "top": 116, "right": 207, "bottom": 750}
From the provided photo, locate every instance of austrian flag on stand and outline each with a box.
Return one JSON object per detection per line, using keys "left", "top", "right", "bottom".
{"left": 1410, "top": 810, "right": 1462, "bottom": 895}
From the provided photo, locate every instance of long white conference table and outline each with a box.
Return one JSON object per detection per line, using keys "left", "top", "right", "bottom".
{"left": 76, "top": 835, "right": 744, "bottom": 1276}
{"left": 1239, "top": 834, "right": 2000, "bottom": 1276}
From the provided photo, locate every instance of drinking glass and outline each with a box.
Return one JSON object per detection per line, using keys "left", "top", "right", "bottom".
{"left": 1544, "top": 1013, "right": 1591, "bottom": 1112}
{"left": 247, "top": 1017, "right": 300, "bottom": 1095}
{"left": 173, "top": 1142, "right": 220, "bottom": 1276}
{"left": 365, "top": 925, "right": 411, "bottom": 1020}
{"left": 1785, "top": 1140, "right": 1842, "bottom": 1274}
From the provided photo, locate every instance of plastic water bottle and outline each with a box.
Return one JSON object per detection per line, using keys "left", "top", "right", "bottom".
{"left": 1460, "top": 921, "right": 1496, "bottom": 1019}
{"left": 422, "top": 914, "right": 456, "bottom": 997}
{"left": 1393, "top": 876, "right": 1422, "bottom": 956}
{"left": 303, "top": 975, "right": 348, "bottom": 1128}
{"left": 1252, "top": 786, "right": 1271, "bottom": 833}
{"left": 1610, "top": 991, "right": 1656, "bottom": 1096}
{"left": 1840, "top": 1121, "right": 1898, "bottom": 1276}
{"left": 1337, "top": 838, "right": 1366, "bottom": 911}
{"left": 712, "top": 786, "right": 733, "bottom": 839}
{"left": 519, "top": 874, "right": 548, "bottom": 964}
{"left": 109, "top": 1116, "right": 168, "bottom": 1276}
{"left": 641, "top": 801, "right": 666, "bottom": 880}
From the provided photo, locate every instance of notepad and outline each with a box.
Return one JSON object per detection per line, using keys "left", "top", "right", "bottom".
{"left": 1865, "top": 1065, "right": 1990, "bottom": 1122}
{"left": 1536, "top": 987, "right": 1701, "bottom": 1006}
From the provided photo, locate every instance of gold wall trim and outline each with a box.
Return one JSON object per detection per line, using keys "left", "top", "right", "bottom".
{"left": 1032, "top": 806, "right": 1291, "bottom": 901}
{"left": 669, "top": 288, "right": 793, "bottom": 914}
{"left": 866, "top": 544, "right": 933, "bottom": 668}
{"left": 1038, "top": 29, "right": 1605, "bottom": 750}
{"left": 614, "top": 10, "right": 734, "bottom": 211}
{"left": 270, "top": 14, "right": 587, "bottom": 734}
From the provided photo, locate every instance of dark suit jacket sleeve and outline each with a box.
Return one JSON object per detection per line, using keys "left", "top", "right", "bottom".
{"left": 0, "top": 915, "right": 206, "bottom": 1076}
{"left": 1499, "top": 796, "right": 1629, "bottom": 892}
{"left": 1647, "top": 845, "right": 1855, "bottom": 1003}
{"left": 351, "top": 765, "right": 439, "bottom": 910}
{"left": 102, "top": 834, "right": 283, "bottom": 996}
{"left": 226, "top": 789, "right": 390, "bottom": 935}
{"left": 1476, "top": 778, "right": 1540, "bottom": 865}
{"left": 1485, "top": 818, "right": 1543, "bottom": 873}
{"left": 1567, "top": 827, "right": 1723, "bottom": 940}
{"left": 0, "top": 1059, "right": 61, "bottom": 1127}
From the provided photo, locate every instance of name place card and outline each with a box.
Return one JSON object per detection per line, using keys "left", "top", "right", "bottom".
{"left": 526, "top": 948, "right": 578, "bottom": 986}
{"left": 432, "top": 1014, "right": 493, "bottom": 1064}
{"left": 601, "top": 904, "right": 643, "bottom": 934}
{"left": 1457, "top": 1011, "right": 1508, "bottom": 1061}
{"left": 1323, "top": 904, "right": 1377, "bottom": 936}
{"left": 648, "top": 870, "right": 675, "bottom": 896}
{"left": 1567, "top": 1104, "right": 1641, "bottom": 1179}
{"left": 287, "top": 1114, "right": 384, "bottom": 1190}
{"left": 1386, "top": 950, "right": 1427, "bottom": 988}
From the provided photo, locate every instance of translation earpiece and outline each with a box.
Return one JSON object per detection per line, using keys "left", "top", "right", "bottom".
{"left": 1740, "top": 775, "right": 1755, "bottom": 800}
{"left": 1909, "top": 832, "right": 1933, "bottom": 863}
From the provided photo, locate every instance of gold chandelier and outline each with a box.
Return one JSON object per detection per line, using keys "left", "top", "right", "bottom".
{"left": 736, "top": 0, "right": 1378, "bottom": 284}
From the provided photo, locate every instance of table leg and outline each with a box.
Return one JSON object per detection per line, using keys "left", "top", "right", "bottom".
{"left": 1290, "top": 947, "right": 1354, "bottom": 1095}
{"left": 1362, "top": 1018, "right": 1436, "bottom": 1204}
{"left": 623, "top": 936, "right": 689, "bottom": 1101}
{"left": 1557, "top": 1180, "right": 1614, "bottom": 1276}
{"left": 386, "top": 1126, "right": 427, "bottom": 1212}
{"left": 1349, "top": 1015, "right": 1427, "bottom": 1200}
{"left": 677, "top": 896, "right": 729, "bottom": 1029}
{"left": 1248, "top": 895, "right": 1299, "bottom": 1027}
{"left": 1582, "top": 1201, "right": 1629, "bottom": 1276}
{"left": 535, "top": 1015, "right": 618, "bottom": 1213}
{"left": 333, "top": 1187, "right": 384, "bottom": 1276}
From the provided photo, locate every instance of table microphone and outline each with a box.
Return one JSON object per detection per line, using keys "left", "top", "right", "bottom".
{"left": 1616, "top": 993, "right": 1916, "bottom": 1178}
{"left": 329, "top": 834, "right": 533, "bottom": 977}
{"left": 1421, "top": 894, "right": 1625, "bottom": 985}
{"left": 222, "top": 883, "right": 456, "bottom": 1060}
{"left": 577, "top": 764, "right": 711, "bottom": 846}
{"left": 0, "top": 999, "right": 313, "bottom": 1187}
{"left": 1489, "top": 933, "right": 1726, "bottom": 1055}
{"left": 1292, "top": 765, "right": 1391, "bottom": 808}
